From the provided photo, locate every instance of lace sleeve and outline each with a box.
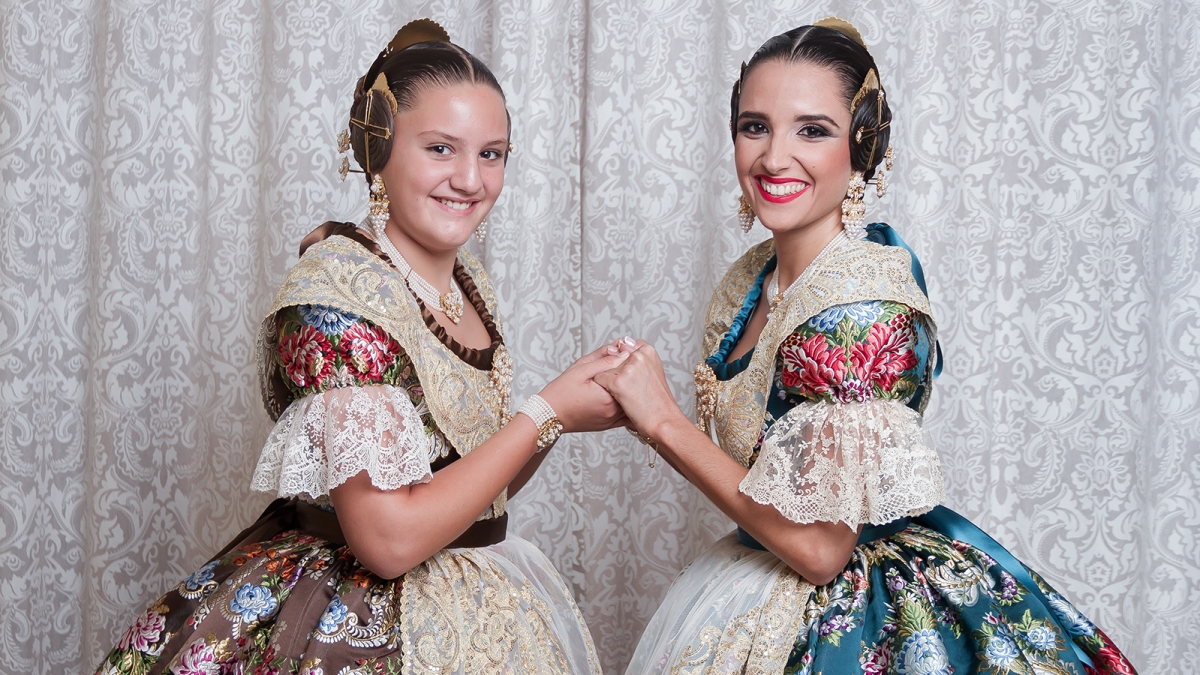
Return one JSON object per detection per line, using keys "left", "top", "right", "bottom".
{"left": 738, "top": 398, "right": 944, "bottom": 528}
{"left": 250, "top": 384, "right": 434, "bottom": 502}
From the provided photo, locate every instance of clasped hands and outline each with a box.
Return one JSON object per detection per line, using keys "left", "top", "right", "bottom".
{"left": 536, "top": 337, "right": 687, "bottom": 448}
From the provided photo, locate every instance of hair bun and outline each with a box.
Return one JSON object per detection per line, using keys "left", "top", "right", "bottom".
{"left": 849, "top": 88, "right": 891, "bottom": 180}
{"left": 348, "top": 87, "right": 396, "bottom": 177}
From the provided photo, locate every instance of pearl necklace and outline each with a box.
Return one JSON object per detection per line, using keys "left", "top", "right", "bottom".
{"left": 766, "top": 232, "right": 845, "bottom": 318}
{"left": 369, "top": 222, "right": 465, "bottom": 323}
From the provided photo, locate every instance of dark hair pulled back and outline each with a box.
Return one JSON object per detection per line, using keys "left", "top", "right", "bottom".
{"left": 730, "top": 24, "right": 891, "bottom": 181}
{"left": 348, "top": 40, "right": 508, "bottom": 181}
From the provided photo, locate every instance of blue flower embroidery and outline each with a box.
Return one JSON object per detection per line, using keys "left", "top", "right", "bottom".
{"left": 183, "top": 560, "right": 217, "bottom": 592}
{"left": 228, "top": 584, "right": 278, "bottom": 623}
{"left": 808, "top": 305, "right": 848, "bottom": 332}
{"left": 1045, "top": 594, "right": 1096, "bottom": 637}
{"left": 1025, "top": 624, "right": 1058, "bottom": 651}
{"left": 298, "top": 304, "right": 361, "bottom": 335}
{"left": 318, "top": 596, "right": 349, "bottom": 634}
{"left": 984, "top": 633, "right": 1020, "bottom": 668}
{"left": 843, "top": 300, "right": 884, "bottom": 326}
{"left": 807, "top": 301, "right": 884, "bottom": 332}
{"left": 895, "top": 628, "right": 952, "bottom": 675}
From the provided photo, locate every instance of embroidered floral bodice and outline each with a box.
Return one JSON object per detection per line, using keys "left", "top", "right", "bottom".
{"left": 274, "top": 304, "right": 448, "bottom": 442}
{"left": 711, "top": 255, "right": 944, "bottom": 528}
{"left": 250, "top": 305, "right": 446, "bottom": 503}
{"left": 250, "top": 238, "right": 506, "bottom": 508}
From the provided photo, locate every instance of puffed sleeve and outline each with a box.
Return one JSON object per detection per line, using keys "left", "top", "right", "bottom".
{"left": 738, "top": 300, "right": 944, "bottom": 528}
{"left": 250, "top": 305, "right": 434, "bottom": 502}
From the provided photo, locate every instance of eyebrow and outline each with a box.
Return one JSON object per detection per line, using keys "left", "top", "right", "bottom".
{"left": 418, "top": 131, "right": 509, "bottom": 147}
{"left": 736, "top": 111, "right": 841, "bottom": 129}
{"left": 794, "top": 113, "right": 840, "bottom": 128}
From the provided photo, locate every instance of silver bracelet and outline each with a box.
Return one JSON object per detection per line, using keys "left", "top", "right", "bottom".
{"left": 517, "top": 394, "right": 563, "bottom": 451}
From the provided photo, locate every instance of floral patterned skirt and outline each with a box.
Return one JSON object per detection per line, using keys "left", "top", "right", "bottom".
{"left": 627, "top": 508, "right": 1137, "bottom": 675}
{"left": 94, "top": 501, "right": 600, "bottom": 675}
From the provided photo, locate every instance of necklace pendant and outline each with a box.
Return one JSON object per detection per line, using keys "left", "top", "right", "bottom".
{"left": 766, "top": 292, "right": 783, "bottom": 320}
{"left": 440, "top": 293, "right": 464, "bottom": 323}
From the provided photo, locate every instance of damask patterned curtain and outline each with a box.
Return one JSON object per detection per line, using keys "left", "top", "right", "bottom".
{"left": 1, "top": 0, "right": 1196, "bottom": 672}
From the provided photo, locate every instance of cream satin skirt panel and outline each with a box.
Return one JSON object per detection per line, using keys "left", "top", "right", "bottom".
{"left": 626, "top": 533, "right": 813, "bottom": 675}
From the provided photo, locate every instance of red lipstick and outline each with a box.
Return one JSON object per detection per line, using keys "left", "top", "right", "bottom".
{"left": 754, "top": 175, "right": 810, "bottom": 204}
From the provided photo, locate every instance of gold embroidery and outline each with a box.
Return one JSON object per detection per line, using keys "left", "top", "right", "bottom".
{"left": 399, "top": 549, "right": 600, "bottom": 674}
{"left": 694, "top": 362, "right": 719, "bottom": 434}
{"left": 668, "top": 571, "right": 814, "bottom": 674}
{"left": 257, "top": 235, "right": 512, "bottom": 517}
{"left": 489, "top": 344, "right": 514, "bottom": 426}
{"left": 698, "top": 240, "right": 776, "bottom": 361}
{"left": 696, "top": 238, "right": 938, "bottom": 467}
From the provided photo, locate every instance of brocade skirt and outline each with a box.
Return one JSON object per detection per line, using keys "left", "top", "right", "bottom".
{"left": 626, "top": 507, "right": 1136, "bottom": 675}
{"left": 93, "top": 500, "right": 601, "bottom": 675}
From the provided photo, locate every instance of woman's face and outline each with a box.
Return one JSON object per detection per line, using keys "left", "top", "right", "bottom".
{"left": 734, "top": 59, "right": 853, "bottom": 235}
{"left": 377, "top": 82, "right": 509, "bottom": 253}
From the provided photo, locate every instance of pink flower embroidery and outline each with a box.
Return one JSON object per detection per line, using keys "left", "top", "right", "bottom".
{"left": 861, "top": 638, "right": 894, "bottom": 674}
{"left": 850, "top": 320, "right": 917, "bottom": 394}
{"left": 175, "top": 641, "right": 220, "bottom": 675}
{"left": 116, "top": 607, "right": 165, "bottom": 652}
{"left": 279, "top": 325, "right": 335, "bottom": 389}
{"left": 780, "top": 333, "right": 847, "bottom": 396}
{"left": 336, "top": 322, "right": 400, "bottom": 382}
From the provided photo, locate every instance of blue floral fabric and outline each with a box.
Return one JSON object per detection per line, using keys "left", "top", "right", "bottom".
{"left": 781, "top": 523, "right": 1135, "bottom": 675}
{"left": 91, "top": 526, "right": 406, "bottom": 675}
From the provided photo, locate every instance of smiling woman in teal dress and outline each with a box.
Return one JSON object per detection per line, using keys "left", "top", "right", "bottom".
{"left": 597, "top": 18, "right": 1139, "bottom": 675}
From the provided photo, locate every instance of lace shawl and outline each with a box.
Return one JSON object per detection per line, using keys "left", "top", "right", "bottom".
{"left": 739, "top": 398, "right": 944, "bottom": 529}
{"left": 251, "top": 384, "right": 434, "bottom": 503}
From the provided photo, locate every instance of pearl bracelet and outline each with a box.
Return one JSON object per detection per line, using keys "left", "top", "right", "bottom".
{"left": 517, "top": 394, "right": 563, "bottom": 451}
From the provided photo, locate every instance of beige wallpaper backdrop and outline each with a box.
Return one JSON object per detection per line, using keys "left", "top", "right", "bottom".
{"left": 2, "top": 0, "right": 1198, "bottom": 672}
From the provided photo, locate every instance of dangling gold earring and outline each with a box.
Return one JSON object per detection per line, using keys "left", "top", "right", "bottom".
{"left": 841, "top": 171, "right": 866, "bottom": 239}
{"left": 475, "top": 217, "right": 488, "bottom": 243}
{"left": 369, "top": 175, "right": 389, "bottom": 235}
{"left": 875, "top": 146, "right": 894, "bottom": 198}
{"left": 737, "top": 195, "right": 755, "bottom": 233}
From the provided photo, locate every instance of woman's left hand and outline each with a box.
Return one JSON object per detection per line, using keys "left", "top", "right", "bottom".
{"left": 592, "top": 340, "right": 689, "bottom": 442}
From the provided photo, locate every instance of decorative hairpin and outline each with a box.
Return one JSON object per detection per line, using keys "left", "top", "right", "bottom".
{"left": 338, "top": 18, "right": 452, "bottom": 180}
{"left": 383, "top": 18, "right": 450, "bottom": 59}
{"left": 813, "top": 16, "right": 866, "bottom": 47}
{"left": 338, "top": 130, "right": 352, "bottom": 180}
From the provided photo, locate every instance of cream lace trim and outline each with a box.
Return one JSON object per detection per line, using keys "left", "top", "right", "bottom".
{"left": 400, "top": 544, "right": 602, "bottom": 674}
{"left": 251, "top": 385, "right": 434, "bottom": 501}
{"left": 739, "top": 399, "right": 944, "bottom": 529}
{"left": 669, "top": 571, "right": 814, "bottom": 674}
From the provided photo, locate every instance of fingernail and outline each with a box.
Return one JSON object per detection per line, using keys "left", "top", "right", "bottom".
{"left": 623, "top": 336, "right": 637, "bottom": 347}
{"left": 607, "top": 345, "right": 619, "bottom": 355}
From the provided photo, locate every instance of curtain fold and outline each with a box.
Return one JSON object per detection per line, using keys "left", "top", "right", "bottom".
{"left": 1, "top": 0, "right": 1196, "bottom": 672}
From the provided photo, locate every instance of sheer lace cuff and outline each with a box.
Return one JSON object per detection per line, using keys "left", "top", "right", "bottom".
{"left": 739, "top": 399, "right": 944, "bottom": 529}
{"left": 251, "top": 384, "right": 434, "bottom": 501}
